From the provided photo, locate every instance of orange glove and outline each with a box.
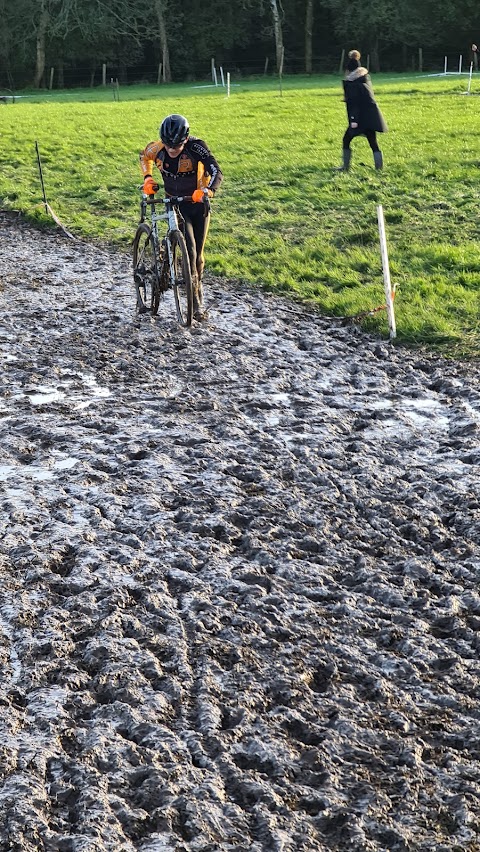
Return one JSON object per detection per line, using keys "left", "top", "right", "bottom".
{"left": 143, "top": 176, "right": 159, "bottom": 195}
{"left": 192, "top": 188, "right": 214, "bottom": 202}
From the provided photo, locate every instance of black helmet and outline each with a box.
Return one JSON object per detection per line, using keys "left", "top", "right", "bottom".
{"left": 160, "top": 114, "right": 189, "bottom": 147}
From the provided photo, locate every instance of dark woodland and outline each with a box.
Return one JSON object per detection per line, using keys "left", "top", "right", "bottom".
{"left": 0, "top": 0, "right": 479, "bottom": 89}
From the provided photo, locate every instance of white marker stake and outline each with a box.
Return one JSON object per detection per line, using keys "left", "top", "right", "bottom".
{"left": 220, "top": 66, "right": 225, "bottom": 86}
{"left": 444, "top": 56, "right": 447, "bottom": 75}
{"left": 459, "top": 54, "right": 463, "bottom": 74}
{"left": 377, "top": 205, "right": 396, "bottom": 340}
{"left": 467, "top": 61, "right": 473, "bottom": 93}
{"left": 213, "top": 66, "right": 218, "bottom": 86}
{"left": 227, "top": 72, "right": 230, "bottom": 97}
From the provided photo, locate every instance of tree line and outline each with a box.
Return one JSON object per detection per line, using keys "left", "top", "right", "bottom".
{"left": 0, "top": 0, "right": 479, "bottom": 90}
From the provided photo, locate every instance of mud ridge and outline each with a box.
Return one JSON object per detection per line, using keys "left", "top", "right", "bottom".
{"left": 1, "top": 211, "right": 480, "bottom": 851}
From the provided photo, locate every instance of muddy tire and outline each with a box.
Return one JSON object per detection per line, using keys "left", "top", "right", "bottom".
{"left": 133, "top": 224, "right": 161, "bottom": 315}
{"left": 170, "top": 230, "right": 193, "bottom": 327}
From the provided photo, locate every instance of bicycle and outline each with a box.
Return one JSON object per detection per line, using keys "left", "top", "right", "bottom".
{"left": 133, "top": 188, "right": 194, "bottom": 326}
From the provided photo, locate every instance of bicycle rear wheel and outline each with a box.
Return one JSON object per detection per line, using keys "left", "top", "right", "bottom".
{"left": 170, "top": 230, "right": 193, "bottom": 327}
{"left": 133, "top": 224, "right": 161, "bottom": 315}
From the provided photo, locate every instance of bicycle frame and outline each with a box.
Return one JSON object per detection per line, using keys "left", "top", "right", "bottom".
{"left": 133, "top": 191, "right": 194, "bottom": 325}
{"left": 140, "top": 193, "right": 186, "bottom": 233}
{"left": 142, "top": 194, "right": 190, "bottom": 285}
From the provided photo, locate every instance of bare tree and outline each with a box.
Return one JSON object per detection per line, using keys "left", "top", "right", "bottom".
{"left": 25, "top": 0, "right": 144, "bottom": 87}
{"left": 33, "top": 1, "right": 55, "bottom": 88}
{"left": 270, "top": 0, "right": 284, "bottom": 71}
{"left": 154, "top": 0, "right": 171, "bottom": 82}
{"left": 305, "top": 0, "right": 313, "bottom": 73}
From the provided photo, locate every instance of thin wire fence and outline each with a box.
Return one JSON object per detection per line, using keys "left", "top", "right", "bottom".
{"left": 4, "top": 49, "right": 477, "bottom": 93}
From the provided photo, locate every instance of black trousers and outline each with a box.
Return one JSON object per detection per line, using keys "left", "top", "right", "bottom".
{"left": 178, "top": 201, "right": 210, "bottom": 282}
{"left": 343, "top": 127, "right": 380, "bottom": 152}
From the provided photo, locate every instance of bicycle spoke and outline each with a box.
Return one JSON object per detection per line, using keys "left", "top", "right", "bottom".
{"left": 132, "top": 224, "right": 161, "bottom": 315}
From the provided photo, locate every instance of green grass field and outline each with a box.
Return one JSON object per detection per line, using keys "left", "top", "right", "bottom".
{"left": 1, "top": 74, "right": 479, "bottom": 356}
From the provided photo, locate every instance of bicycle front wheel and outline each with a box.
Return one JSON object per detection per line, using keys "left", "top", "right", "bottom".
{"left": 133, "top": 223, "right": 161, "bottom": 315}
{"left": 170, "top": 230, "right": 193, "bottom": 328}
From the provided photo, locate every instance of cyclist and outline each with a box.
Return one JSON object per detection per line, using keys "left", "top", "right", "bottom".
{"left": 139, "top": 114, "right": 223, "bottom": 320}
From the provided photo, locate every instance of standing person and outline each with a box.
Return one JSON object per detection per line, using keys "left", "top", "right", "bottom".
{"left": 337, "top": 49, "right": 388, "bottom": 172}
{"left": 140, "top": 114, "right": 223, "bottom": 320}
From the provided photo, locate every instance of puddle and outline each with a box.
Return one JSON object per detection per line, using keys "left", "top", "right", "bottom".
{"left": 29, "top": 389, "right": 66, "bottom": 405}
{"left": 400, "top": 397, "right": 449, "bottom": 429}
{"left": 271, "top": 392, "right": 291, "bottom": 406}
{"left": 7, "top": 376, "right": 112, "bottom": 412}
{"left": 0, "top": 464, "right": 53, "bottom": 481}
{"left": 54, "top": 457, "right": 80, "bottom": 470}
{"left": 361, "top": 395, "right": 451, "bottom": 440}
{"left": 74, "top": 374, "right": 112, "bottom": 410}
{"left": 265, "top": 414, "right": 281, "bottom": 426}
{"left": 0, "top": 455, "right": 79, "bottom": 483}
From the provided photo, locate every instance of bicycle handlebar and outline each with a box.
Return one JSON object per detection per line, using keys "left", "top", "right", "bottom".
{"left": 166, "top": 195, "right": 193, "bottom": 204}
{"left": 138, "top": 186, "right": 211, "bottom": 206}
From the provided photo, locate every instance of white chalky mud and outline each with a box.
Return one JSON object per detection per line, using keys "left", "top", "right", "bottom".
{"left": 1, "top": 210, "right": 480, "bottom": 852}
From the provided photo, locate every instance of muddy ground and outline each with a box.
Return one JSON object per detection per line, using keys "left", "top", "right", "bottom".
{"left": 0, "top": 210, "right": 479, "bottom": 852}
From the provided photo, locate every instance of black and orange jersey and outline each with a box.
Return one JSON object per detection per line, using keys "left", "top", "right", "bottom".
{"left": 139, "top": 136, "right": 223, "bottom": 197}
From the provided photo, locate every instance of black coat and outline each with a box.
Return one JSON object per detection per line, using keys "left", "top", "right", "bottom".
{"left": 343, "top": 68, "right": 388, "bottom": 133}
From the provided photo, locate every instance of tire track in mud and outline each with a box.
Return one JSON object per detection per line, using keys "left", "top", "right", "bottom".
{"left": 1, "top": 211, "right": 480, "bottom": 851}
